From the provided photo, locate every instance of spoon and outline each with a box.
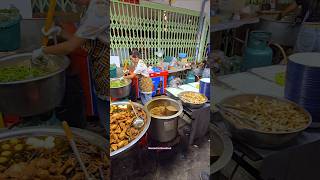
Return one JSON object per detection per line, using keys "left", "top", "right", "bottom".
{"left": 129, "top": 100, "right": 144, "bottom": 129}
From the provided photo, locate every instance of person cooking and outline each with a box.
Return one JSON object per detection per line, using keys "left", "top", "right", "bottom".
{"left": 124, "top": 49, "right": 153, "bottom": 105}
{"left": 31, "top": 0, "right": 109, "bottom": 130}
{"left": 279, "top": 0, "right": 320, "bottom": 52}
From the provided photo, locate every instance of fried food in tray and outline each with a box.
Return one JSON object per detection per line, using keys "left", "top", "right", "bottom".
{"left": 225, "top": 97, "right": 310, "bottom": 133}
{"left": 179, "top": 91, "right": 207, "bottom": 104}
{"left": 110, "top": 104, "right": 147, "bottom": 153}
{"left": 0, "top": 136, "right": 109, "bottom": 180}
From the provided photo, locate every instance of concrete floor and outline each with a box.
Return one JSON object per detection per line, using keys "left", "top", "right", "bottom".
{"left": 111, "top": 134, "right": 210, "bottom": 180}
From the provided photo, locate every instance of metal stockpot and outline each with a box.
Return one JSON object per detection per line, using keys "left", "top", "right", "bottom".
{"left": 110, "top": 78, "right": 132, "bottom": 98}
{"left": 220, "top": 94, "right": 312, "bottom": 148}
{"left": 145, "top": 97, "right": 183, "bottom": 142}
{"left": 0, "top": 53, "right": 69, "bottom": 116}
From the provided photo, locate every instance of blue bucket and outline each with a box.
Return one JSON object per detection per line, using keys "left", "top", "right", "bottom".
{"left": 199, "top": 78, "right": 210, "bottom": 100}
{"left": 0, "top": 14, "right": 21, "bottom": 51}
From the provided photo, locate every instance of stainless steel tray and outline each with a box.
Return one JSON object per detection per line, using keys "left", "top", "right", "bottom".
{"left": 110, "top": 101, "right": 151, "bottom": 158}
{"left": 0, "top": 127, "right": 107, "bottom": 150}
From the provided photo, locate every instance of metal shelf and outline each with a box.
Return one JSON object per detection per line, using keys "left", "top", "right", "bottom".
{"left": 211, "top": 17, "right": 260, "bottom": 32}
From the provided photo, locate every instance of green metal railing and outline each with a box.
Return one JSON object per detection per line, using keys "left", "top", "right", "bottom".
{"left": 110, "top": 0, "right": 210, "bottom": 65}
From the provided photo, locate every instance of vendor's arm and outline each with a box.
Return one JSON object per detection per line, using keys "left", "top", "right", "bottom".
{"left": 59, "top": 29, "right": 74, "bottom": 41}
{"left": 124, "top": 73, "right": 136, "bottom": 79}
{"left": 42, "top": 35, "right": 86, "bottom": 55}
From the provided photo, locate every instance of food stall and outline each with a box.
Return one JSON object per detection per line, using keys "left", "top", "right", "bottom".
{"left": 110, "top": 0, "right": 211, "bottom": 179}
{"left": 211, "top": 0, "right": 320, "bottom": 179}
{"left": 0, "top": 1, "right": 109, "bottom": 179}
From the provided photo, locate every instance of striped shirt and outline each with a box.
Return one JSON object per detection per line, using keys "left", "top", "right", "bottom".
{"left": 76, "top": 0, "right": 108, "bottom": 43}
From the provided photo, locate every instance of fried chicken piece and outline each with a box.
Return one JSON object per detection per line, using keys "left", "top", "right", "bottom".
{"left": 49, "top": 175, "right": 67, "bottom": 180}
{"left": 35, "top": 158, "right": 51, "bottom": 169}
{"left": 58, "top": 158, "right": 75, "bottom": 174}
{"left": 71, "top": 172, "right": 85, "bottom": 180}
{"left": 37, "top": 169, "right": 50, "bottom": 179}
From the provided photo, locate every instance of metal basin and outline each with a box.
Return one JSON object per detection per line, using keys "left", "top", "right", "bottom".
{"left": 110, "top": 101, "right": 151, "bottom": 158}
{"left": 178, "top": 91, "right": 208, "bottom": 109}
{"left": 0, "top": 127, "right": 107, "bottom": 150}
{"left": 210, "top": 124, "right": 233, "bottom": 175}
{"left": 145, "top": 97, "right": 183, "bottom": 142}
{"left": 255, "top": 17, "right": 300, "bottom": 47}
{"left": 0, "top": 53, "right": 69, "bottom": 116}
{"left": 219, "top": 94, "right": 312, "bottom": 148}
{"left": 110, "top": 78, "right": 132, "bottom": 98}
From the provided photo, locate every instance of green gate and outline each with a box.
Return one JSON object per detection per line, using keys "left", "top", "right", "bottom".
{"left": 110, "top": 0, "right": 210, "bottom": 65}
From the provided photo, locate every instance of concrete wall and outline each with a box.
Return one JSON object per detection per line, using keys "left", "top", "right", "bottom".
{"left": 148, "top": 0, "right": 210, "bottom": 16}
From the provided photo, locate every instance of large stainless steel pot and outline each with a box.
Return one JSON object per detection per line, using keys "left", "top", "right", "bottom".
{"left": 110, "top": 78, "right": 132, "bottom": 98}
{"left": 145, "top": 97, "right": 183, "bottom": 142}
{"left": 0, "top": 127, "right": 107, "bottom": 149}
{"left": 255, "top": 17, "right": 300, "bottom": 47}
{"left": 110, "top": 101, "right": 151, "bottom": 158}
{"left": 219, "top": 94, "right": 312, "bottom": 148}
{"left": 0, "top": 53, "right": 69, "bottom": 116}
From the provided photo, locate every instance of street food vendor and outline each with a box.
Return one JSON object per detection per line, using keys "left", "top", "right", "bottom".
{"left": 31, "top": 0, "right": 108, "bottom": 129}
{"left": 279, "top": 0, "right": 320, "bottom": 52}
{"left": 123, "top": 49, "right": 153, "bottom": 105}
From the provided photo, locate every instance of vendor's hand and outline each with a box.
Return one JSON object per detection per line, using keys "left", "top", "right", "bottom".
{"left": 31, "top": 47, "right": 46, "bottom": 64}
{"left": 42, "top": 26, "right": 62, "bottom": 39}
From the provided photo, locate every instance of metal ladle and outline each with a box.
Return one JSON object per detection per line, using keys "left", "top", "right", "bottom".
{"left": 129, "top": 100, "right": 144, "bottom": 129}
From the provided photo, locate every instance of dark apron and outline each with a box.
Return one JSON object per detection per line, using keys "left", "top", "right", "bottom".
{"left": 82, "top": 39, "right": 109, "bottom": 99}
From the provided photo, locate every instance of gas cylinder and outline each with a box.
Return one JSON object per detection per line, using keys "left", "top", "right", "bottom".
{"left": 242, "top": 31, "right": 273, "bottom": 70}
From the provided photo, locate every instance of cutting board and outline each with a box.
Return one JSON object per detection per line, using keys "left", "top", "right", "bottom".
{"left": 249, "top": 65, "right": 286, "bottom": 83}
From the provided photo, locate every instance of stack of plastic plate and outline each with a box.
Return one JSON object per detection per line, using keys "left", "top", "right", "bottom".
{"left": 285, "top": 53, "right": 320, "bottom": 127}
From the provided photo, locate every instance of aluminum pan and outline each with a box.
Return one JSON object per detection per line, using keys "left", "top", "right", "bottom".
{"left": 178, "top": 91, "right": 208, "bottom": 109}
{"left": 0, "top": 127, "right": 107, "bottom": 149}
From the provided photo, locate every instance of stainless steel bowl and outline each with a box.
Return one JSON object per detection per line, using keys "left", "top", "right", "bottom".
{"left": 178, "top": 91, "right": 208, "bottom": 109}
{"left": 255, "top": 17, "right": 300, "bottom": 47}
{"left": 110, "top": 101, "right": 151, "bottom": 158}
{"left": 210, "top": 124, "right": 233, "bottom": 175}
{"left": 219, "top": 94, "right": 312, "bottom": 148}
{"left": 110, "top": 78, "right": 132, "bottom": 99}
{"left": 0, "top": 53, "right": 69, "bottom": 116}
{"left": 145, "top": 97, "right": 183, "bottom": 142}
{"left": 0, "top": 127, "right": 107, "bottom": 149}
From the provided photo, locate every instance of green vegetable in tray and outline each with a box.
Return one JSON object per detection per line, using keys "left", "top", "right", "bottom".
{"left": 111, "top": 79, "right": 128, "bottom": 88}
{"left": 0, "top": 66, "right": 47, "bottom": 82}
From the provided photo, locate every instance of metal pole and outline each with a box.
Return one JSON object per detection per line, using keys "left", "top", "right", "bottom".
{"left": 195, "top": 0, "right": 209, "bottom": 63}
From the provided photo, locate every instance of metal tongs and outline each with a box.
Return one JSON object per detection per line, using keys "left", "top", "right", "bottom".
{"left": 62, "top": 121, "right": 92, "bottom": 180}
{"left": 216, "top": 104, "right": 260, "bottom": 129}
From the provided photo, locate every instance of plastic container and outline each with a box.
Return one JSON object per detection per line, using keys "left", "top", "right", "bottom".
{"left": 243, "top": 31, "right": 273, "bottom": 70}
{"left": 110, "top": 65, "right": 117, "bottom": 78}
{"left": 0, "top": 13, "right": 21, "bottom": 51}
{"left": 178, "top": 53, "right": 187, "bottom": 58}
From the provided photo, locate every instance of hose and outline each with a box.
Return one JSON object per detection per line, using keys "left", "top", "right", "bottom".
{"left": 270, "top": 43, "right": 288, "bottom": 64}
